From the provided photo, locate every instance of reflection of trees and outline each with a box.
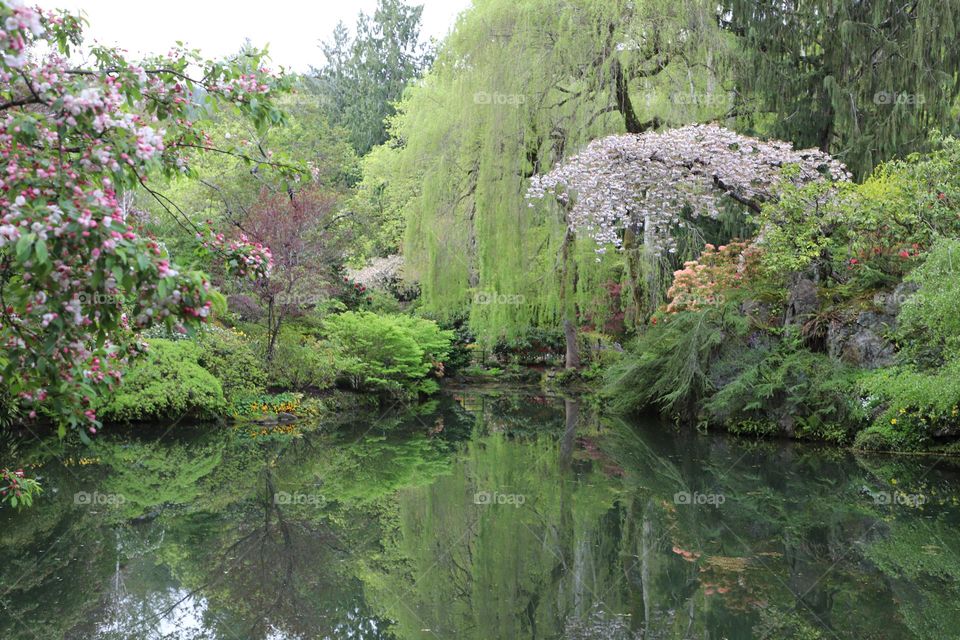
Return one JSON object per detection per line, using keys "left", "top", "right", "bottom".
{"left": 93, "top": 436, "right": 226, "bottom": 520}
{"left": 360, "top": 399, "right": 631, "bottom": 640}
{"left": 139, "top": 434, "right": 410, "bottom": 640}
{"left": 4, "top": 395, "right": 960, "bottom": 640}
{"left": 0, "top": 455, "right": 116, "bottom": 639}
{"left": 853, "top": 453, "right": 960, "bottom": 639}
{"left": 600, "top": 418, "right": 953, "bottom": 639}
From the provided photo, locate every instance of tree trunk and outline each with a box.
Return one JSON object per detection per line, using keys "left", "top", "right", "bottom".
{"left": 265, "top": 297, "right": 283, "bottom": 362}
{"left": 559, "top": 225, "right": 580, "bottom": 369}
{"left": 563, "top": 318, "right": 580, "bottom": 369}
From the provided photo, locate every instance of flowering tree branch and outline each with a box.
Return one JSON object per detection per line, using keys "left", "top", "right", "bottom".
{"left": 527, "top": 124, "right": 849, "bottom": 256}
{"left": 0, "top": 0, "right": 280, "bottom": 436}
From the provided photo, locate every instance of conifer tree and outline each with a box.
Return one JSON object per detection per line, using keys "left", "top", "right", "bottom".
{"left": 721, "top": 0, "right": 960, "bottom": 178}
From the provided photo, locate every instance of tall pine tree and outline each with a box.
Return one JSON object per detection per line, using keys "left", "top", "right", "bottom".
{"left": 315, "top": 0, "right": 433, "bottom": 155}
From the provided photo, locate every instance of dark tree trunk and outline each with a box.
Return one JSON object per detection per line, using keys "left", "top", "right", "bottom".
{"left": 563, "top": 318, "right": 580, "bottom": 369}
{"left": 559, "top": 225, "right": 580, "bottom": 370}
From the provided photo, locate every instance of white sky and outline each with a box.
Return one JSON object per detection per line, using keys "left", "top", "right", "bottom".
{"left": 34, "top": 0, "right": 472, "bottom": 72}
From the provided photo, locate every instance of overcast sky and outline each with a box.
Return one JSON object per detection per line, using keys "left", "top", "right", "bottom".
{"left": 35, "top": 0, "right": 472, "bottom": 71}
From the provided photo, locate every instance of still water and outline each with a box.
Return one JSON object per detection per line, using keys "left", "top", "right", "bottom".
{"left": 2, "top": 390, "right": 960, "bottom": 640}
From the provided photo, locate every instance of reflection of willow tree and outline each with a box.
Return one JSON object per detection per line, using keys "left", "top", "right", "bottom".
{"left": 601, "top": 417, "right": 719, "bottom": 639}
{"left": 360, "top": 402, "right": 630, "bottom": 640}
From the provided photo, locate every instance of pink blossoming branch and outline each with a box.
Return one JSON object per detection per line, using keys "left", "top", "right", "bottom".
{"left": 0, "top": 0, "right": 284, "bottom": 437}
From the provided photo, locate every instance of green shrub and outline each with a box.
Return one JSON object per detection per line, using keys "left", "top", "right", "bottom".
{"left": 603, "top": 302, "right": 748, "bottom": 418}
{"left": 267, "top": 327, "right": 340, "bottom": 391}
{"left": 323, "top": 311, "right": 453, "bottom": 397}
{"left": 492, "top": 327, "right": 564, "bottom": 364}
{"left": 897, "top": 238, "right": 960, "bottom": 365}
{"left": 459, "top": 365, "right": 503, "bottom": 379}
{"left": 852, "top": 424, "right": 927, "bottom": 452}
{"left": 195, "top": 326, "right": 267, "bottom": 403}
{"left": 101, "top": 339, "right": 227, "bottom": 422}
{"left": 705, "top": 332, "right": 864, "bottom": 442}
{"left": 725, "top": 418, "right": 780, "bottom": 438}
{"left": 856, "top": 358, "right": 960, "bottom": 451}
{"left": 420, "top": 313, "right": 474, "bottom": 373}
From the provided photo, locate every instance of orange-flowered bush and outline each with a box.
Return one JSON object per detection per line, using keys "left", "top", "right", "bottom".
{"left": 666, "top": 242, "right": 755, "bottom": 313}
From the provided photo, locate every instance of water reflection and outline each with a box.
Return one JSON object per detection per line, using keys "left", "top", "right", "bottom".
{"left": 2, "top": 391, "right": 959, "bottom": 639}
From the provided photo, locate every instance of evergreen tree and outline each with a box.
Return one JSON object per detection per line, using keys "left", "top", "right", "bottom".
{"left": 721, "top": 0, "right": 960, "bottom": 178}
{"left": 315, "top": 0, "right": 433, "bottom": 155}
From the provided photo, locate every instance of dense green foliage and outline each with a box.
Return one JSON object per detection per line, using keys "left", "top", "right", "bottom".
{"left": 721, "top": 0, "right": 960, "bottom": 178}
{"left": 604, "top": 303, "right": 747, "bottom": 419}
{"left": 100, "top": 340, "right": 227, "bottom": 422}
{"left": 897, "top": 238, "right": 960, "bottom": 365}
{"left": 195, "top": 327, "right": 268, "bottom": 404}
{"left": 323, "top": 311, "right": 453, "bottom": 396}
{"left": 706, "top": 333, "right": 864, "bottom": 442}
{"left": 600, "top": 132, "right": 960, "bottom": 451}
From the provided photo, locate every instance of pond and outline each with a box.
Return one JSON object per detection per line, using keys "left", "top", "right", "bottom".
{"left": 2, "top": 390, "right": 959, "bottom": 640}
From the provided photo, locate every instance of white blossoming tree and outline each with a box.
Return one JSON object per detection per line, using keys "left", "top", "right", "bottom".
{"left": 347, "top": 254, "right": 418, "bottom": 300}
{"left": 528, "top": 124, "right": 848, "bottom": 255}
{"left": 526, "top": 124, "right": 849, "bottom": 367}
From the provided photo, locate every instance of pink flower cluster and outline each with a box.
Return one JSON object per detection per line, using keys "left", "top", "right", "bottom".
{"left": 199, "top": 225, "right": 273, "bottom": 280}
{"left": 0, "top": 0, "right": 44, "bottom": 68}
{"left": 0, "top": 0, "right": 284, "bottom": 432}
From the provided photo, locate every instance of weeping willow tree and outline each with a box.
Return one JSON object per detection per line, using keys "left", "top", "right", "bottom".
{"left": 366, "top": 0, "right": 738, "bottom": 346}
{"left": 721, "top": 0, "right": 960, "bottom": 179}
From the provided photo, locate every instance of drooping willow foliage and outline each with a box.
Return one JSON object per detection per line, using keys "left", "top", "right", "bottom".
{"left": 369, "top": 0, "right": 738, "bottom": 342}
{"left": 721, "top": 0, "right": 960, "bottom": 179}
